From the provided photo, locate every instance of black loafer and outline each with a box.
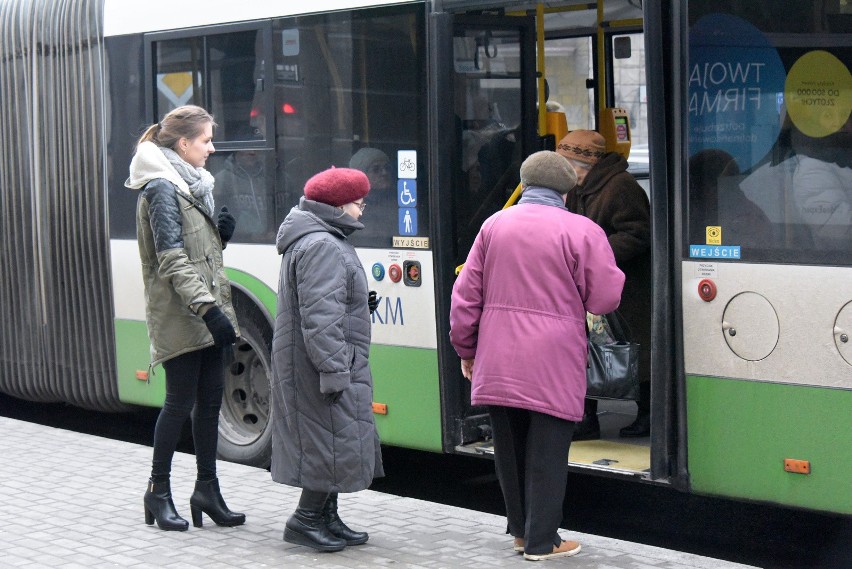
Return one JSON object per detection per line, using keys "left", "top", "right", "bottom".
{"left": 572, "top": 415, "right": 600, "bottom": 441}
{"left": 619, "top": 416, "right": 650, "bottom": 438}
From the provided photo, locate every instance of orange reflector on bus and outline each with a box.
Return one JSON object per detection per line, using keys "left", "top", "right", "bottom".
{"left": 784, "top": 458, "right": 810, "bottom": 474}
{"left": 372, "top": 402, "right": 388, "bottom": 415}
{"left": 135, "top": 370, "right": 149, "bottom": 381}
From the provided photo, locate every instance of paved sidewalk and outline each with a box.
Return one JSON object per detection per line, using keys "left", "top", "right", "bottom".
{"left": 0, "top": 417, "right": 756, "bottom": 568}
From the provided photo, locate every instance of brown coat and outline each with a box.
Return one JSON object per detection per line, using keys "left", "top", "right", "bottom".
{"left": 565, "top": 152, "right": 652, "bottom": 382}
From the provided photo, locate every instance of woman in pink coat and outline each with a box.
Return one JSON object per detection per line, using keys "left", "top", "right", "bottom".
{"left": 450, "top": 151, "right": 624, "bottom": 561}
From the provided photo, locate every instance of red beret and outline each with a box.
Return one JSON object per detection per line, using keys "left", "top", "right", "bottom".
{"left": 304, "top": 167, "right": 370, "bottom": 207}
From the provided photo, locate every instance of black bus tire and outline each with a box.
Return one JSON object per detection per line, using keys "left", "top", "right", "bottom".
{"left": 217, "top": 297, "right": 273, "bottom": 469}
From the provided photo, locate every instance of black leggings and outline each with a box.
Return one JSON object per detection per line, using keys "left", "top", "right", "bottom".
{"left": 151, "top": 346, "right": 225, "bottom": 483}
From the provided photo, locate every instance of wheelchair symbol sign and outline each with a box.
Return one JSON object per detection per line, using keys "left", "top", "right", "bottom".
{"left": 397, "top": 180, "right": 417, "bottom": 207}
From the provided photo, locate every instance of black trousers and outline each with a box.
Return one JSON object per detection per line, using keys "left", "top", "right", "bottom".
{"left": 151, "top": 346, "right": 225, "bottom": 483}
{"left": 487, "top": 406, "right": 575, "bottom": 555}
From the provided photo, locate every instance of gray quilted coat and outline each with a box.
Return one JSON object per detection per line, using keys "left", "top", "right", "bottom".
{"left": 270, "top": 197, "right": 383, "bottom": 492}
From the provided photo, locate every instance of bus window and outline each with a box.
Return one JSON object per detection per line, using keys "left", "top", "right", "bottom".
{"left": 272, "top": 6, "right": 427, "bottom": 249}
{"left": 452, "top": 26, "right": 527, "bottom": 264}
{"left": 152, "top": 29, "right": 269, "bottom": 143}
{"left": 208, "top": 147, "right": 276, "bottom": 244}
{"left": 206, "top": 31, "right": 267, "bottom": 142}
{"left": 611, "top": 33, "right": 649, "bottom": 181}
{"left": 155, "top": 36, "right": 204, "bottom": 115}
{"left": 686, "top": 1, "right": 851, "bottom": 266}
{"left": 544, "top": 36, "right": 594, "bottom": 132}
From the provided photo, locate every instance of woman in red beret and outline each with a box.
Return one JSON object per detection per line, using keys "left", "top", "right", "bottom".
{"left": 270, "top": 167, "right": 383, "bottom": 552}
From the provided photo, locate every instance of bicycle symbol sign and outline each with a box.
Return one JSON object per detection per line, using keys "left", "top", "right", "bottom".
{"left": 397, "top": 150, "right": 417, "bottom": 179}
{"left": 397, "top": 180, "right": 417, "bottom": 207}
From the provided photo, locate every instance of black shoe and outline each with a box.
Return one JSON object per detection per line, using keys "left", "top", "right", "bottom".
{"left": 572, "top": 413, "right": 600, "bottom": 441}
{"left": 284, "top": 490, "right": 346, "bottom": 552}
{"left": 144, "top": 478, "right": 189, "bottom": 531}
{"left": 619, "top": 414, "right": 650, "bottom": 438}
{"left": 323, "top": 493, "right": 369, "bottom": 545}
{"left": 189, "top": 478, "right": 246, "bottom": 528}
{"left": 285, "top": 509, "right": 347, "bottom": 552}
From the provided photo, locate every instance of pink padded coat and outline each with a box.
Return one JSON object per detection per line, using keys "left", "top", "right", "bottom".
{"left": 450, "top": 202, "right": 625, "bottom": 422}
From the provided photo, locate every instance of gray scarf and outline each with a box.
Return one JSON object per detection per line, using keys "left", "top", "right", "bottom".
{"left": 518, "top": 186, "right": 567, "bottom": 209}
{"left": 161, "top": 147, "right": 215, "bottom": 215}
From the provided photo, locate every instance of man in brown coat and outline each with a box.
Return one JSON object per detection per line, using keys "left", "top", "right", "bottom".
{"left": 557, "top": 130, "right": 652, "bottom": 438}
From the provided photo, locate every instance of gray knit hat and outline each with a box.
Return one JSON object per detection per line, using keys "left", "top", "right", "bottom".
{"left": 519, "top": 150, "right": 578, "bottom": 195}
{"left": 349, "top": 147, "right": 389, "bottom": 174}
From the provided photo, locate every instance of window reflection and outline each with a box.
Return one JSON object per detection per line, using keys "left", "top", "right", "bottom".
{"left": 155, "top": 37, "right": 204, "bottom": 114}
{"left": 209, "top": 148, "right": 276, "bottom": 243}
{"left": 687, "top": 2, "right": 851, "bottom": 266}
{"left": 207, "top": 31, "right": 266, "bottom": 142}
{"left": 452, "top": 29, "right": 525, "bottom": 264}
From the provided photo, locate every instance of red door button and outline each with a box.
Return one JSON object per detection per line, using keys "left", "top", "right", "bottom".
{"left": 388, "top": 263, "right": 402, "bottom": 283}
{"left": 698, "top": 278, "right": 717, "bottom": 302}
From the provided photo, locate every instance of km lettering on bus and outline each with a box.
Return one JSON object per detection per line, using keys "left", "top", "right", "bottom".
{"left": 371, "top": 296, "right": 404, "bottom": 326}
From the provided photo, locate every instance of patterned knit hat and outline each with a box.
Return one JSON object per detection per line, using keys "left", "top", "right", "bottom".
{"left": 519, "top": 150, "right": 578, "bottom": 195}
{"left": 556, "top": 130, "right": 607, "bottom": 164}
{"left": 304, "top": 167, "right": 370, "bottom": 207}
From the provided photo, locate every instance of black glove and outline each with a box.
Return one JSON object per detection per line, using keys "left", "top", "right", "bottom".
{"left": 217, "top": 206, "right": 236, "bottom": 243}
{"left": 201, "top": 306, "right": 237, "bottom": 347}
{"left": 324, "top": 391, "right": 343, "bottom": 405}
{"left": 368, "top": 291, "right": 378, "bottom": 315}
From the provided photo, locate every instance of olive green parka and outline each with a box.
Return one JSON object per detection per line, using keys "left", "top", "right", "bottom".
{"left": 126, "top": 141, "right": 239, "bottom": 367}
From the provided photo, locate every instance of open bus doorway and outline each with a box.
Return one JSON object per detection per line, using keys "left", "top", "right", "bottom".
{"left": 440, "top": 3, "right": 660, "bottom": 482}
{"left": 545, "top": 28, "right": 654, "bottom": 477}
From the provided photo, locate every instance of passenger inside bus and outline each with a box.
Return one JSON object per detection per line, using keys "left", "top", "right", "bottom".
{"left": 736, "top": 114, "right": 850, "bottom": 262}
{"left": 789, "top": 117, "right": 852, "bottom": 251}
{"left": 556, "top": 130, "right": 652, "bottom": 440}
{"left": 213, "top": 127, "right": 271, "bottom": 241}
{"left": 453, "top": 78, "right": 523, "bottom": 263}
{"left": 687, "top": 149, "right": 773, "bottom": 249}
{"left": 348, "top": 147, "right": 397, "bottom": 246}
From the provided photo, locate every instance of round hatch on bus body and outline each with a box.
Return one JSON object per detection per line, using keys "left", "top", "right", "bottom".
{"left": 834, "top": 301, "right": 852, "bottom": 366}
{"left": 721, "top": 292, "right": 779, "bottom": 361}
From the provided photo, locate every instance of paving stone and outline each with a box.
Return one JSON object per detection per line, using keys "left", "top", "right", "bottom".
{"left": 0, "top": 417, "right": 756, "bottom": 569}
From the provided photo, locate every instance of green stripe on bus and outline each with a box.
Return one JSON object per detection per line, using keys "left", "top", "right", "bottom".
{"left": 687, "top": 375, "right": 852, "bottom": 515}
{"left": 225, "top": 268, "right": 277, "bottom": 318}
{"left": 368, "top": 344, "right": 443, "bottom": 452}
{"left": 114, "top": 319, "right": 165, "bottom": 407}
{"left": 115, "top": 318, "right": 443, "bottom": 452}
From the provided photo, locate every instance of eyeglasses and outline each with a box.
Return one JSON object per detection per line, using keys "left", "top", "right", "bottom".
{"left": 354, "top": 201, "right": 367, "bottom": 212}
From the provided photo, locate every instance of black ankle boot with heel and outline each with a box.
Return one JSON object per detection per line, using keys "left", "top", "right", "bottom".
{"left": 189, "top": 478, "right": 246, "bottom": 528}
{"left": 144, "top": 478, "right": 189, "bottom": 531}
{"left": 284, "top": 490, "right": 346, "bottom": 552}
{"left": 323, "top": 493, "right": 368, "bottom": 545}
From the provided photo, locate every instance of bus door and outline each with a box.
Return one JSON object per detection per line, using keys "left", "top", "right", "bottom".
{"left": 429, "top": 12, "right": 537, "bottom": 453}
{"left": 432, "top": 2, "right": 670, "bottom": 482}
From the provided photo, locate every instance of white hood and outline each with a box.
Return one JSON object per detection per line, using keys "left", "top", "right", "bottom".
{"left": 124, "top": 141, "right": 189, "bottom": 195}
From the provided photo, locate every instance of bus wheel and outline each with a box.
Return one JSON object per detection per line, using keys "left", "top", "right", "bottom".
{"left": 217, "top": 296, "right": 272, "bottom": 468}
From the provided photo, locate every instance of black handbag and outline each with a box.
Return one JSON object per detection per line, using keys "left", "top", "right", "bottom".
{"left": 585, "top": 311, "right": 640, "bottom": 400}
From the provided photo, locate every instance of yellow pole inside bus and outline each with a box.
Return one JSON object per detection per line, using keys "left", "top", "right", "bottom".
{"left": 536, "top": 2, "right": 546, "bottom": 138}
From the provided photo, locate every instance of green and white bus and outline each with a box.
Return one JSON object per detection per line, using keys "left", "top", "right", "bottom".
{"left": 1, "top": 0, "right": 849, "bottom": 516}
